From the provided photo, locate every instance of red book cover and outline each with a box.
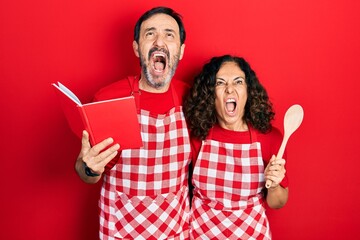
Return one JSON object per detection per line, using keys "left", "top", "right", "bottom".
{"left": 52, "top": 82, "right": 142, "bottom": 149}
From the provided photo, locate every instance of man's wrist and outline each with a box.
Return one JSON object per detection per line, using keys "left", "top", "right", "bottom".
{"left": 83, "top": 162, "right": 100, "bottom": 177}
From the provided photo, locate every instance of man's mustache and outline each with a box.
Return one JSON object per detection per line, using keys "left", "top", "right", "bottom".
{"left": 148, "top": 47, "right": 169, "bottom": 59}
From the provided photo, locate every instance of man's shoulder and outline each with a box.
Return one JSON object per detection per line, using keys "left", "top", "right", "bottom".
{"left": 94, "top": 76, "right": 135, "bottom": 101}
{"left": 172, "top": 79, "right": 190, "bottom": 89}
{"left": 172, "top": 79, "right": 191, "bottom": 98}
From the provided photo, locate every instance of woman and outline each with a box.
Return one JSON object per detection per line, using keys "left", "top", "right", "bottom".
{"left": 184, "top": 55, "right": 288, "bottom": 239}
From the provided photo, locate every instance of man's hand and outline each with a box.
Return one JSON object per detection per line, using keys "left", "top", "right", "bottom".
{"left": 75, "top": 130, "right": 120, "bottom": 183}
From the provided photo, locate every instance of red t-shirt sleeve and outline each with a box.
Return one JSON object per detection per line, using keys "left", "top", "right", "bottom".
{"left": 257, "top": 127, "right": 289, "bottom": 188}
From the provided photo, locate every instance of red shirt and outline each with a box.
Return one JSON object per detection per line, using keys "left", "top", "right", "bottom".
{"left": 94, "top": 76, "right": 190, "bottom": 114}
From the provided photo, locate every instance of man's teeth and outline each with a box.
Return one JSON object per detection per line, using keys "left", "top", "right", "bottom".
{"left": 154, "top": 53, "right": 165, "bottom": 57}
{"left": 151, "top": 52, "right": 166, "bottom": 72}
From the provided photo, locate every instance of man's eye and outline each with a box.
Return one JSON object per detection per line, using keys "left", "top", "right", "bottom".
{"left": 145, "top": 32, "right": 155, "bottom": 39}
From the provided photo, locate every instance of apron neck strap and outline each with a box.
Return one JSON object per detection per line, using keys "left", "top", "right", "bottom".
{"left": 207, "top": 124, "right": 258, "bottom": 143}
{"left": 128, "top": 76, "right": 179, "bottom": 110}
{"left": 248, "top": 125, "right": 257, "bottom": 143}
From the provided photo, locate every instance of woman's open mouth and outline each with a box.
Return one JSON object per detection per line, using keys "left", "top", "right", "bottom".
{"left": 226, "top": 98, "right": 237, "bottom": 113}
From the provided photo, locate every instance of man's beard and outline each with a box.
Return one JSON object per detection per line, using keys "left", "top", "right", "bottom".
{"left": 139, "top": 49, "right": 181, "bottom": 89}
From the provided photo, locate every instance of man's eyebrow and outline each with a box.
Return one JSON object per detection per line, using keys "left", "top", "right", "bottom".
{"left": 144, "top": 27, "right": 176, "bottom": 34}
{"left": 144, "top": 27, "right": 156, "bottom": 32}
{"left": 164, "top": 28, "right": 176, "bottom": 33}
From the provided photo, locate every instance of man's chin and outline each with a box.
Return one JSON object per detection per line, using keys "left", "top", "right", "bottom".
{"left": 143, "top": 66, "right": 173, "bottom": 89}
{"left": 151, "top": 78, "right": 168, "bottom": 88}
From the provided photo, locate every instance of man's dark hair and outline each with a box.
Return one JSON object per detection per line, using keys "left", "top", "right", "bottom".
{"left": 134, "top": 6, "right": 186, "bottom": 44}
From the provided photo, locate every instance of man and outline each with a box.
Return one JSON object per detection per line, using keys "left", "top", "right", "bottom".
{"left": 75, "top": 7, "right": 191, "bottom": 240}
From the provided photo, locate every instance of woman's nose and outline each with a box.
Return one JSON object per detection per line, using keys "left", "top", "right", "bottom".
{"left": 225, "top": 84, "right": 234, "bottom": 93}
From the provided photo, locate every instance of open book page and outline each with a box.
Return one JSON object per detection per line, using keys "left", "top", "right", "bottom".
{"left": 53, "top": 82, "right": 82, "bottom": 105}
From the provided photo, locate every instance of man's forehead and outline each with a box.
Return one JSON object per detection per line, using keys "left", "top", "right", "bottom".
{"left": 141, "top": 13, "right": 179, "bottom": 32}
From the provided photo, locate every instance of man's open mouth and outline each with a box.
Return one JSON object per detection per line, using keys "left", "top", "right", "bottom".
{"left": 152, "top": 52, "right": 167, "bottom": 73}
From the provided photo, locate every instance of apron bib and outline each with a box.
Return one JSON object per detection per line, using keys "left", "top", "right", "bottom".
{"left": 190, "top": 127, "right": 271, "bottom": 240}
{"left": 100, "top": 77, "right": 191, "bottom": 240}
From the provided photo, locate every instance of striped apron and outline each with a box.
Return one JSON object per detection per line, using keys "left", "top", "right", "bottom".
{"left": 190, "top": 127, "right": 271, "bottom": 240}
{"left": 99, "top": 78, "right": 191, "bottom": 240}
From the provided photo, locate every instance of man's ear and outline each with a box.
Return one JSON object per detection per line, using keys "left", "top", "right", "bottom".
{"left": 133, "top": 41, "right": 139, "bottom": 58}
{"left": 179, "top": 43, "right": 185, "bottom": 60}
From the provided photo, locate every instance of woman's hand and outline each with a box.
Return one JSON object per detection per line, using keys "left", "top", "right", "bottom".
{"left": 264, "top": 155, "right": 288, "bottom": 208}
{"left": 264, "top": 155, "right": 286, "bottom": 188}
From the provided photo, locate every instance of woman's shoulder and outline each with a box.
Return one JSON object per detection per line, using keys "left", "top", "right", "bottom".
{"left": 256, "top": 126, "right": 283, "bottom": 141}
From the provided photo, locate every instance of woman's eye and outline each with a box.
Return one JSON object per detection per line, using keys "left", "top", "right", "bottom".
{"left": 216, "top": 81, "right": 225, "bottom": 86}
{"left": 235, "top": 78, "right": 245, "bottom": 85}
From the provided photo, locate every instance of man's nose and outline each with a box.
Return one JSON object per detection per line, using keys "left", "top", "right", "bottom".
{"left": 154, "top": 35, "right": 165, "bottom": 47}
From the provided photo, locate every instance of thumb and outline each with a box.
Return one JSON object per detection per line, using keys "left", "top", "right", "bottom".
{"left": 81, "top": 130, "right": 91, "bottom": 150}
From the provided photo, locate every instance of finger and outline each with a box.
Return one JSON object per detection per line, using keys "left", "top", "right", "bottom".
{"left": 81, "top": 130, "right": 91, "bottom": 150}
{"left": 265, "top": 155, "right": 276, "bottom": 171}
{"left": 268, "top": 164, "right": 281, "bottom": 171}
{"left": 269, "top": 169, "right": 285, "bottom": 180}
{"left": 78, "top": 131, "right": 92, "bottom": 160}
{"left": 96, "top": 144, "right": 120, "bottom": 165}
{"left": 271, "top": 159, "right": 286, "bottom": 166}
{"left": 91, "top": 145, "right": 120, "bottom": 173}
{"left": 89, "top": 137, "right": 115, "bottom": 157}
{"left": 266, "top": 175, "right": 280, "bottom": 185}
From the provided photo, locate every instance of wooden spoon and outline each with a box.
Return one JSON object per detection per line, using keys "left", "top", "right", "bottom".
{"left": 265, "top": 104, "right": 304, "bottom": 188}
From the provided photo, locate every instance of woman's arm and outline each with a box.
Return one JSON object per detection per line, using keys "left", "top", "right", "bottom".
{"left": 264, "top": 155, "right": 289, "bottom": 208}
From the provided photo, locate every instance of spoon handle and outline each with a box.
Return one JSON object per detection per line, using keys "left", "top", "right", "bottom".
{"left": 265, "top": 136, "right": 289, "bottom": 188}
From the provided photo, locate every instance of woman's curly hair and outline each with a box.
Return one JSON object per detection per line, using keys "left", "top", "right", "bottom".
{"left": 184, "top": 55, "right": 275, "bottom": 140}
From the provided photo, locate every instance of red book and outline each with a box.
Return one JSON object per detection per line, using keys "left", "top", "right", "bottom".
{"left": 52, "top": 82, "right": 142, "bottom": 149}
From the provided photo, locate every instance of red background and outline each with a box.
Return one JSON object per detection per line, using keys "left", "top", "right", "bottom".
{"left": 1, "top": 0, "right": 359, "bottom": 239}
